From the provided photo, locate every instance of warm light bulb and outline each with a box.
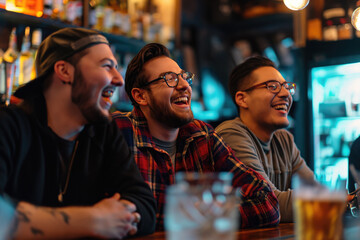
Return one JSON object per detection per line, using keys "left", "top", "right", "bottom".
{"left": 283, "top": 0, "right": 310, "bottom": 11}
{"left": 352, "top": 7, "right": 360, "bottom": 31}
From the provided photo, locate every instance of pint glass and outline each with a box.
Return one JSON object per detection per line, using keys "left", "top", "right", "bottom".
{"left": 293, "top": 175, "right": 347, "bottom": 240}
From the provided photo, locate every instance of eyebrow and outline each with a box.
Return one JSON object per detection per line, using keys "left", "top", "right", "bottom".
{"left": 101, "top": 58, "right": 118, "bottom": 69}
{"left": 158, "top": 70, "right": 184, "bottom": 77}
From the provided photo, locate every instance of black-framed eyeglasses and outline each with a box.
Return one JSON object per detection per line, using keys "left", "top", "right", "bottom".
{"left": 143, "top": 71, "right": 194, "bottom": 88}
{"left": 243, "top": 80, "right": 296, "bottom": 95}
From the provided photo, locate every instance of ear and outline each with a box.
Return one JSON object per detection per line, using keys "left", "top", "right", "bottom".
{"left": 132, "top": 88, "right": 148, "bottom": 106}
{"left": 235, "top": 91, "right": 248, "bottom": 109}
{"left": 53, "top": 60, "right": 74, "bottom": 85}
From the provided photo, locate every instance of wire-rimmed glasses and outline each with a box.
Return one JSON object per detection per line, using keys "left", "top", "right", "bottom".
{"left": 143, "top": 71, "right": 194, "bottom": 88}
{"left": 243, "top": 80, "right": 296, "bottom": 95}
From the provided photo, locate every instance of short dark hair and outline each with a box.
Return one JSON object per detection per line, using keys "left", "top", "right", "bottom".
{"left": 229, "top": 56, "right": 275, "bottom": 107}
{"left": 125, "top": 43, "right": 170, "bottom": 108}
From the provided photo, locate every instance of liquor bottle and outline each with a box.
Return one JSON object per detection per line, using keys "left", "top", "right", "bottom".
{"left": 64, "top": 0, "right": 83, "bottom": 26}
{"left": 0, "top": 50, "right": 5, "bottom": 105}
{"left": 43, "top": 0, "right": 53, "bottom": 18}
{"left": 322, "top": 0, "right": 352, "bottom": 41}
{"left": 93, "top": 0, "right": 106, "bottom": 31}
{"left": 3, "top": 28, "right": 19, "bottom": 65}
{"left": 131, "top": 2, "right": 144, "bottom": 40}
{"left": 30, "top": 28, "right": 42, "bottom": 80}
{"left": 52, "top": 0, "right": 65, "bottom": 20}
{"left": 103, "top": 0, "right": 115, "bottom": 33}
{"left": 6, "top": 0, "right": 43, "bottom": 17}
{"left": 0, "top": 0, "right": 6, "bottom": 9}
{"left": 119, "top": 0, "right": 131, "bottom": 36}
{"left": 18, "top": 26, "right": 33, "bottom": 87}
{"left": 3, "top": 28, "right": 19, "bottom": 106}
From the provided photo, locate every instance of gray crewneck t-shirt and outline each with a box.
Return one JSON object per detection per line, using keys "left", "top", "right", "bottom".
{"left": 216, "top": 117, "right": 314, "bottom": 222}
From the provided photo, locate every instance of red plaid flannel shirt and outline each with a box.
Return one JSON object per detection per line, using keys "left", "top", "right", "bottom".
{"left": 112, "top": 108, "right": 280, "bottom": 230}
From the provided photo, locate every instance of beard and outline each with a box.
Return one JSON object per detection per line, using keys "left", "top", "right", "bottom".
{"left": 71, "top": 68, "right": 111, "bottom": 124}
{"left": 148, "top": 90, "right": 194, "bottom": 128}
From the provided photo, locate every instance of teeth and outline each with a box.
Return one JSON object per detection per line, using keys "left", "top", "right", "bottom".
{"left": 274, "top": 104, "right": 287, "bottom": 111}
{"left": 174, "top": 97, "right": 188, "bottom": 103}
{"left": 102, "top": 89, "right": 114, "bottom": 98}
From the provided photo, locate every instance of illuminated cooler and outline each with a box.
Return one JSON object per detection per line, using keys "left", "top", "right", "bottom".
{"left": 311, "top": 62, "right": 360, "bottom": 183}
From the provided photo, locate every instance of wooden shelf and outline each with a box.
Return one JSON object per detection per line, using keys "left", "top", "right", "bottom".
{"left": 0, "top": 9, "right": 146, "bottom": 54}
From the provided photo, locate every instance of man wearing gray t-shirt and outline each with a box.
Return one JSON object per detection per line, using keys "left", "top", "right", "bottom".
{"left": 216, "top": 56, "right": 314, "bottom": 222}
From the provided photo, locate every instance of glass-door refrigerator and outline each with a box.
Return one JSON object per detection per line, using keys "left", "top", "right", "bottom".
{"left": 311, "top": 62, "right": 360, "bottom": 182}
{"left": 293, "top": 39, "right": 360, "bottom": 188}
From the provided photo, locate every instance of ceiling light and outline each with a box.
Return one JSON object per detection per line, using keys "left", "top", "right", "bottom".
{"left": 283, "top": 0, "right": 310, "bottom": 11}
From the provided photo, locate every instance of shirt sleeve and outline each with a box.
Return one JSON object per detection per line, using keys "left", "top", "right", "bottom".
{"left": 208, "top": 124, "right": 280, "bottom": 228}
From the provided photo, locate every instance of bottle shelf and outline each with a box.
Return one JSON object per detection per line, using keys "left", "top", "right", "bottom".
{"left": 0, "top": 9, "right": 146, "bottom": 54}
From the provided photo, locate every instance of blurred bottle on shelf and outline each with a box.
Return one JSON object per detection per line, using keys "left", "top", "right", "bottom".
{"left": 322, "top": 0, "right": 352, "bottom": 41}
{"left": 63, "top": 0, "right": 83, "bottom": 26}
{"left": 2, "top": 28, "right": 19, "bottom": 105}
{"left": 6, "top": 0, "right": 43, "bottom": 17}
{"left": 130, "top": 2, "right": 143, "bottom": 40}
{"left": 0, "top": 0, "right": 6, "bottom": 9}
{"left": 111, "top": 0, "right": 130, "bottom": 35}
{"left": 93, "top": 0, "right": 106, "bottom": 31}
{"left": 307, "top": 0, "right": 323, "bottom": 41}
{"left": 43, "top": 0, "right": 53, "bottom": 18}
{"left": 103, "top": 0, "right": 115, "bottom": 33}
{"left": 0, "top": 49, "right": 5, "bottom": 105}
{"left": 3, "top": 28, "right": 18, "bottom": 64}
{"left": 18, "top": 26, "right": 33, "bottom": 88}
{"left": 30, "top": 28, "right": 42, "bottom": 80}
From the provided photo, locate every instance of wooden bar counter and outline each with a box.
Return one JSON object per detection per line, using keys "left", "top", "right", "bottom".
{"left": 132, "top": 219, "right": 360, "bottom": 240}
{"left": 131, "top": 223, "right": 295, "bottom": 240}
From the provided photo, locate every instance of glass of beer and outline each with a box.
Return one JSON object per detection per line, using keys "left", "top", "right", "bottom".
{"left": 293, "top": 174, "right": 347, "bottom": 240}
{"left": 165, "top": 172, "right": 240, "bottom": 240}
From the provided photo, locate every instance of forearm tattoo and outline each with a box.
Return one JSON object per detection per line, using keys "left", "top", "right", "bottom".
{"left": 10, "top": 204, "right": 71, "bottom": 237}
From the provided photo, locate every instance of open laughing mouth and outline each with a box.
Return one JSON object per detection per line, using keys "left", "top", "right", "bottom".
{"left": 273, "top": 104, "right": 288, "bottom": 112}
{"left": 102, "top": 87, "right": 115, "bottom": 98}
{"left": 173, "top": 96, "right": 189, "bottom": 106}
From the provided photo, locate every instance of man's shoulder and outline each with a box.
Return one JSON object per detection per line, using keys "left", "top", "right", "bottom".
{"left": 273, "top": 129, "right": 294, "bottom": 141}
{"left": 0, "top": 104, "right": 30, "bottom": 123}
{"left": 215, "top": 117, "right": 244, "bottom": 132}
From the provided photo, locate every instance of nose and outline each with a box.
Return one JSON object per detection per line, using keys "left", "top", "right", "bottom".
{"left": 278, "top": 84, "right": 291, "bottom": 97}
{"left": 111, "top": 69, "right": 124, "bottom": 87}
{"left": 176, "top": 75, "right": 191, "bottom": 90}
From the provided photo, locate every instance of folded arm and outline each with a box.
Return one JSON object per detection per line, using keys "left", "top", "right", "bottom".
{"left": 10, "top": 194, "right": 139, "bottom": 239}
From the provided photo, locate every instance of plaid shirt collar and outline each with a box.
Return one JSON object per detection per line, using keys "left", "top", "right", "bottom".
{"left": 130, "top": 107, "right": 207, "bottom": 148}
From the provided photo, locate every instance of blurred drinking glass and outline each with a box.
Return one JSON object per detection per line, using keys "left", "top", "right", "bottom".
{"left": 0, "top": 196, "right": 15, "bottom": 239}
{"left": 293, "top": 174, "right": 347, "bottom": 240}
{"left": 165, "top": 172, "right": 239, "bottom": 240}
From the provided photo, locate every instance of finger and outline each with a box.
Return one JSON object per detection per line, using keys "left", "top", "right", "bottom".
{"left": 133, "top": 212, "right": 141, "bottom": 223}
{"left": 119, "top": 199, "right": 136, "bottom": 212}
{"left": 111, "top": 193, "right": 121, "bottom": 200}
{"left": 128, "top": 224, "right": 138, "bottom": 236}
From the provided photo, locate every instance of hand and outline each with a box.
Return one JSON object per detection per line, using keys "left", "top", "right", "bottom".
{"left": 118, "top": 199, "right": 141, "bottom": 236}
{"left": 91, "top": 193, "right": 140, "bottom": 239}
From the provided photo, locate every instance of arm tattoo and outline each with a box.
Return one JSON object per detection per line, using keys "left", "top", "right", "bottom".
{"left": 30, "top": 227, "right": 44, "bottom": 236}
{"left": 42, "top": 208, "right": 70, "bottom": 224}
{"left": 59, "top": 211, "right": 70, "bottom": 224}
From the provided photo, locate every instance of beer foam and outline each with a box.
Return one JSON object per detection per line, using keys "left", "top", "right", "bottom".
{"left": 295, "top": 187, "right": 346, "bottom": 201}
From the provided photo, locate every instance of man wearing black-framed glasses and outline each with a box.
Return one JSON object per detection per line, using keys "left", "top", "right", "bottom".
{"left": 216, "top": 56, "right": 314, "bottom": 223}
{"left": 112, "top": 43, "right": 281, "bottom": 230}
